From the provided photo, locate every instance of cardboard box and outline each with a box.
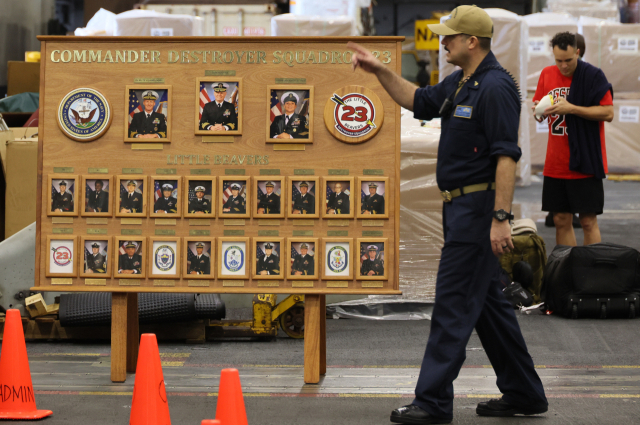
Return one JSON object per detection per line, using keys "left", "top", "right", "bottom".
{"left": 7, "top": 61, "right": 40, "bottom": 96}
{"left": 581, "top": 18, "right": 640, "bottom": 93}
{"left": 605, "top": 99, "right": 640, "bottom": 174}
{"left": 5, "top": 137, "right": 38, "bottom": 238}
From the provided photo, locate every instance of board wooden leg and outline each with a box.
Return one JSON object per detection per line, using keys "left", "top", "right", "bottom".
{"left": 304, "top": 294, "right": 321, "bottom": 384}
{"left": 320, "top": 294, "right": 326, "bottom": 376}
{"left": 126, "top": 293, "right": 139, "bottom": 373}
{"left": 111, "top": 293, "right": 127, "bottom": 383}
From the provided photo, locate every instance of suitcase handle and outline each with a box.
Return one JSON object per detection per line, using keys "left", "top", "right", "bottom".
{"left": 593, "top": 258, "right": 618, "bottom": 267}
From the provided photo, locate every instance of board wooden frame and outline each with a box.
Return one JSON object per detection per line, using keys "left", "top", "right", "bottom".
{"left": 266, "top": 85, "right": 314, "bottom": 144}
{"left": 321, "top": 237, "right": 354, "bottom": 280}
{"left": 115, "top": 175, "right": 148, "bottom": 218}
{"left": 286, "top": 237, "right": 319, "bottom": 280}
{"left": 194, "top": 77, "right": 242, "bottom": 136}
{"left": 124, "top": 84, "right": 172, "bottom": 142}
{"left": 253, "top": 176, "right": 285, "bottom": 218}
{"left": 321, "top": 176, "right": 355, "bottom": 219}
{"left": 149, "top": 176, "right": 182, "bottom": 218}
{"left": 252, "top": 237, "right": 285, "bottom": 280}
{"left": 183, "top": 237, "right": 215, "bottom": 279}
{"left": 356, "top": 176, "right": 389, "bottom": 219}
{"left": 80, "top": 175, "right": 114, "bottom": 217}
{"left": 184, "top": 176, "right": 216, "bottom": 218}
{"left": 47, "top": 174, "right": 79, "bottom": 217}
{"left": 114, "top": 236, "right": 147, "bottom": 278}
{"left": 80, "top": 236, "right": 113, "bottom": 278}
{"left": 148, "top": 237, "right": 181, "bottom": 279}
{"left": 286, "top": 176, "right": 320, "bottom": 219}
{"left": 356, "top": 238, "right": 389, "bottom": 280}
{"left": 45, "top": 235, "right": 79, "bottom": 278}
{"left": 217, "top": 237, "right": 250, "bottom": 279}
{"left": 219, "top": 176, "right": 251, "bottom": 218}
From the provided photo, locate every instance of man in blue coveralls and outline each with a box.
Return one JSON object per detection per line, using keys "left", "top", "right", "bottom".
{"left": 349, "top": 5, "right": 548, "bottom": 424}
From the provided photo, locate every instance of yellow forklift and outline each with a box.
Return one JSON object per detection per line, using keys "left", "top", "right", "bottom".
{"left": 207, "top": 294, "right": 305, "bottom": 340}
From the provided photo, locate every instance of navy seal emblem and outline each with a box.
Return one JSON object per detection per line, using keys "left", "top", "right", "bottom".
{"left": 154, "top": 244, "right": 176, "bottom": 272}
{"left": 327, "top": 245, "right": 348, "bottom": 274}
{"left": 224, "top": 246, "right": 245, "bottom": 273}
{"left": 58, "top": 88, "right": 112, "bottom": 142}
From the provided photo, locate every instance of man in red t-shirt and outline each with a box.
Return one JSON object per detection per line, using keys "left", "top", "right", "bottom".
{"left": 532, "top": 32, "right": 613, "bottom": 246}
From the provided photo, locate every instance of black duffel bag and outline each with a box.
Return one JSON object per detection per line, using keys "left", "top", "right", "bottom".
{"left": 542, "top": 242, "right": 640, "bottom": 319}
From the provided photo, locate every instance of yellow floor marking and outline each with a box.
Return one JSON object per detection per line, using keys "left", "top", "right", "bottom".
{"left": 602, "top": 366, "right": 640, "bottom": 369}
{"left": 160, "top": 353, "right": 191, "bottom": 357}
{"left": 207, "top": 393, "right": 218, "bottom": 397}
{"left": 36, "top": 353, "right": 104, "bottom": 356}
{"left": 607, "top": 174, "right": 640, "bottom": 182}
{"left": 599, "top": 394, "right": 640, "bottom": 398}
{"left": 161, "top": 361, "right": 185, "bottom": 367}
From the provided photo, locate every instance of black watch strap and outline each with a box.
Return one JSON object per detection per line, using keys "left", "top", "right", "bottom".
{"left": 493, "top": 209, "right": 514, "bottom": 222}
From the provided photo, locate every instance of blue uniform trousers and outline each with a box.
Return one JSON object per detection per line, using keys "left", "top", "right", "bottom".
{"left": 412, "top": 190, "right": 547, "bottom": 419}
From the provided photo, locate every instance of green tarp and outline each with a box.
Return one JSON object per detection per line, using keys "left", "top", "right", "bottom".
{"left": 0, "top": 92, "right": 39, "bottom": 113}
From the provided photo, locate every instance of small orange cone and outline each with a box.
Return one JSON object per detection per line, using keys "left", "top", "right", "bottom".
{"left": 0, "top": 309, "right": 52, "bottom": 419}
{"left": 129, "top": 334, "right": 171, "bottom": 425}
{"left": 215, "top": 369, "right": 247, "bottom": 425}
{"left": 201, "top": 420, "right": 221, "bottom": 425}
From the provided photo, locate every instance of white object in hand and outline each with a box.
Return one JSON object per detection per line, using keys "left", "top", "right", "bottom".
{"left": 535, "top": 95, "right": 554, "bottom": 120}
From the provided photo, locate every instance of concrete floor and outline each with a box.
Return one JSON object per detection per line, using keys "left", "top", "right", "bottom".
{"left": 3, "top": 179, "right": 640, "bottom": 424}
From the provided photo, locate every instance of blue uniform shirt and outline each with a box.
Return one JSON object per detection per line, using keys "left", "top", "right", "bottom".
{"left": 413, "top": 52, "right": 522, "bottom": 191}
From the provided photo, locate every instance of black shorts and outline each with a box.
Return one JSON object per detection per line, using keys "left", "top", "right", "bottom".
{"left": 542, "top": 176, "right": 604, "bottom": 215}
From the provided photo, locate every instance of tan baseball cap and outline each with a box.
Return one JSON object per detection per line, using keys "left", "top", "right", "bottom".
{"left": 428, "top": 5, "right": 494, "bottom": 39}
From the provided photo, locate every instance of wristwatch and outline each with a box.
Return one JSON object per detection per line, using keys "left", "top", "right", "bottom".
{"left": 493, "top": 209, "right": 514, "bottom": 222}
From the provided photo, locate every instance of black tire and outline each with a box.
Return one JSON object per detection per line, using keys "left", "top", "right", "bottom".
{"left": 629, "top": 303, "right": 636, "bottom": 320}
{"left": 571, "top": 304, "right": 578, "bottom": 320}
{"left": 599, "top": 304, "right": 607, "bottom": 320}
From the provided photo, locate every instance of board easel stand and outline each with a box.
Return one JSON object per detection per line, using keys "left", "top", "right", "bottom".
{"left": 109, "top": 292, "right": 326, "bottom": 383}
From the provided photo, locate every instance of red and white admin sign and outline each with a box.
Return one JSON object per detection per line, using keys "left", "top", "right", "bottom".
{"left": 324, "top": 86, "right": 384, "bottom": 144}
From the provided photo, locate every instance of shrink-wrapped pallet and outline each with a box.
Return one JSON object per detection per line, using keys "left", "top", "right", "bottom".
{"left": 605, "top": 98, "right": 640, "bottom": 174}
{"left": 114, "top": 10, "right": 203, "bottom": 36}
{"left": 580, "top": 16, "right": 640, "bottom": 93}
{"left": 399, "top": 110, "right": 442, "bottom": 299}
{"left": 544, "top": 0, "right": 620, "bottom": 22}
{"left": 524, "top": 13, "right": 578, "bottom": 92}
{"left": 271, "top": 14, "right": 356, "bottom": 36}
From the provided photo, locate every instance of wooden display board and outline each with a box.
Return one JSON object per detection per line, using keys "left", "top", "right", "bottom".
{"left": 35, "top": 36, "right": 403, "bottom": 383}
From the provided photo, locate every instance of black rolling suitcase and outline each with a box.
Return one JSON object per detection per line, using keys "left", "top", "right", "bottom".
{"left": 542, "top": 243, "right": 640, "bottom": 319}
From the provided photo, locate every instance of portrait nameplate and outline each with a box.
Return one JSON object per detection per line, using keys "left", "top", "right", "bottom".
{"left": 327, "top": 230, "right": 348, "bottom": 236}
{"left": 223, "top": 280, "right": 244, "bottom": 287}
{"left": 88, "top": 168, "right": 109, "bottom": 174}
{"left": 188, "top": 280, "right": 210, "bottom": 287}
{"left": 154, "top": 279, "right": 175, "bottom": 287}
{"left": 51, "top": 278, "right": 73, "bottom": 285}
{"left": 119, "top": 279, "right": 142, "bottom": 286}
{"left": 327, "top": 281, "right": 349, "bottom": 288}
{"left": 86, "top": 218, "right": 108, "bottom": 225}
{"left": 52, "top": 217, "right": 74, "bottom": 224}
{"left": 85, "top": 279, "right": 107, "bottom": 286}
{"left": 189, "top": 229, "right": 211, "bottom": 236}
{"left": 292, "top": 281, "right": 314, "bottom": 288}
{"left": 293, "top": 230, "right": 313, "bottom": 236}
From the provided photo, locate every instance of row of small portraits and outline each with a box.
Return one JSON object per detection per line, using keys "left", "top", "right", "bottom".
{"left": 47, "top": 175, "right": 389, "bottom": 219}
{"left": 45, "top": 236, "right": 388, "bottom": 281}
{"left": 74, "top": 83, "right": 314, "bottom": 141}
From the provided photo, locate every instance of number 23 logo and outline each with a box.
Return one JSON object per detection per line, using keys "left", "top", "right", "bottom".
{"left": 341, "top": 106, "right": 368, "bottom": 122}
{"left": 550, "top": 114, "right": 567, "bottom": 136}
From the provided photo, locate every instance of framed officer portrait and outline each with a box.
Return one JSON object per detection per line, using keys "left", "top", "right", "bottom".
{"left": 253, "top": 238, "right": 284, "bottom": 280}
{"left": 114, "top": 237, "right": 146, "bottom": 278}
{"left": 287, "top": 238, "right": 318, "bottom": 280}
{"left": 149, "top": 237, "right": 180, "bottom": 279}
{"left": 218, "top": 237, "right": 249, "bottom": 279}
{"left": 124, "top": 85, "right": 172, "bottom": 142}
{"left": 115, "top": 175, "right": 147, "bottom": 218}
{"left": 80, "top": 175, "right": 113, "bottom": 217}
{"left": 150, "top": 177, "right": 181, "bottom": 218}
{"left": 46, "top": 235, "right": 78, "bottom": 278}
{"left": 356, "top": 177, "right": 389, "bottom": 219}
{"left": 321, "top": 177, "right": 355, "bottom": 219}
{"left": 47, "top": 174, "right": 78, "bottom": 217}
{"left": 80, "top": 237, "right": 111, "bottom": 278}
{"left": 184, "top": 237, "right": 215, "bottom": 279}
{"left": 266, "top": 85, "right": 314, "bottom": 144}
{"left": 287, "top": 177, "right": 319, "bottom": 219}
{"left": 356, "top": 238, "right": 388, "bottom": 280}
{"left": 321, "top": 238, "right": 353, "bottom": 280}
{"left": 195, "top": 78, "right": 242, "bottom": 136}
{"left": 254, "top": 177, "right": 284, "bottom": 218}
{"left": 184, "top": 176, "right": 216, "bottom": 218}
{"left": 219, "top": 177, "right": 250, "bottom": 218}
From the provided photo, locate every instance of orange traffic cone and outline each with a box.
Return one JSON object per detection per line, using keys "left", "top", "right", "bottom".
{"left": 201, "top": 421, "right": 221, "bottom": 424}
{"left": 215, "top": 369, "right": 247, "bottom": 425}
{"left": 129, "top": 334, "right": 171, "bottom": 425}
{"left": 0, "top": 309, "right": 52, "bottom": 419}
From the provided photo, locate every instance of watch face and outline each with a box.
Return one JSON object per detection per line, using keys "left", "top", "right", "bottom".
{"left": 496, "top": 210, "right": 507, "bottom": 221}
